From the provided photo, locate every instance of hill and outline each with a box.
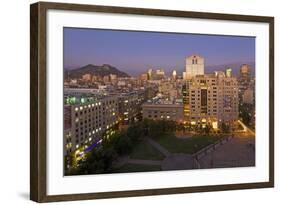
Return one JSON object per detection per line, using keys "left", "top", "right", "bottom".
{"left": 66, "top": 64, "right": 130, "bottom": 79}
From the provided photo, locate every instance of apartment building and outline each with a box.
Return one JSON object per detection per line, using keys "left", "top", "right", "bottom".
{"left": 184, "top": 71, "right": 239, "bottom": 128}
{"left": 63, "top": 94, "right": 119, "bottom": 156}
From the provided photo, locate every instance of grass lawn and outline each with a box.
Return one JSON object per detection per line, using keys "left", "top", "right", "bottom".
{"left": 114, "top": 163, "right": 161, "bottom": 173}
{"left": 130, "top": 140, "right": 165, "bottom": 160}
{"left": 154, "top": 134, "right": 221, "bottom": 154}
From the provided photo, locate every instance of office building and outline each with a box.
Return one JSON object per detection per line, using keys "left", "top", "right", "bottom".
{"left": 183, "top": 71, "right": 239, "bottom": 128}
{"left": 184, "top": 55, "right": 204, "bottom": 80}
{"left": 142, "top": 102, "right": 184, "bottom": 122}
{"left": 63, "top": 94, "right": 119, "bottom": 156}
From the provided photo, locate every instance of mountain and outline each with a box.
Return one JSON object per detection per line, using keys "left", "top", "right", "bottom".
{"left": 66, "top": 64, "right": 130, "bottom": 79}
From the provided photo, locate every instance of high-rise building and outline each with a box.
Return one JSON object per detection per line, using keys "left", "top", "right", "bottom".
{"left": 172, "top": 70, "right": 177, "bottom": 80}
{"left": 242, "top": 88, "right": 254, "bottom": 104}
{"left": 182, "top": 80, "right": 190, "bottom": 120}
{"left": 63, "top": 94, "right": 119, "bottom": 156}
{"left": 183, "top": 71, "right": 239, "bottom": 128}
{"left": 184, "top": 55, "right": 204, "bottom": 80}
{"left": 226, "top": 68, "right": 232, "bottom": 77}
{"left": 147, "top": 69, "right": 153, "bottom": 80}
{"left": 240, "top": 64, "right": 251, "bottom": 80}
{"left": 238, "top": 64, "right": 253, "bottom": 102}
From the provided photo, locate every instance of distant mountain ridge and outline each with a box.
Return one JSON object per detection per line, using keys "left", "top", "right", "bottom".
{"left": 65, "top": 64, "right": 130, "bottom": 79}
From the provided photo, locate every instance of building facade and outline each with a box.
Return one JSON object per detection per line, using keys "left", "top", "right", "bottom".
{"left": 184, "top": 55, "right": 204, "bottom": 80}
{"left": 63, "top": 94, "right": 119, "bottom": 156}
{"left": 142, "top": 102, "right": 184, "bottom": 122}
{"left": 184, "top": 71, "right": 239, "bottom": 128}
{"left": 118, "top": 90, "right": 145, "bottom": 125}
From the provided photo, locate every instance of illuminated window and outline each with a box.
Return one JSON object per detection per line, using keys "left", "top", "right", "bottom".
{"left": 75, "top": 107, "right": 79, "bottom": 111}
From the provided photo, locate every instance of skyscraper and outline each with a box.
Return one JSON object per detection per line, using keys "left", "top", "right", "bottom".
{"left": 188, "top": 72, "right": 239, "bottom": 128}
{"left": 172, "top": 70, "right": 177, "bottom": 80}
{"left": 226, "top": 68, "right": 232, "bottom": 77}
{"left": 184, "top": 55, "right": 204, "bottom": 80}
{"left": 240, "top": 64, "right": 251, "bottom": 79}
{"left": 238, "top": 64, "right": 252, "bottom": 102}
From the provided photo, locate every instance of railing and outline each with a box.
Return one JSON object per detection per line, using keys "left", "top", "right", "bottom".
{"left": 192, "top": 135, "right": 234, "bottom": 169}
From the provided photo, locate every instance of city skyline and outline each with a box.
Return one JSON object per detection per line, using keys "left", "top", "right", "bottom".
{"left": 64, "top": 28, "right": 255, "bottom": 76}
{"left": 63, "top": 29, "right": 256, "bottom": 175}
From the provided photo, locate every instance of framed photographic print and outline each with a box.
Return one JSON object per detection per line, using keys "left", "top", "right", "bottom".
{"left": 30, "top": 1, "right": 274, "bottom": 202}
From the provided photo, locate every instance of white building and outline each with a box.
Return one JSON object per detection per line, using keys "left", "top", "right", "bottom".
{"left": 184, "top": 55, "right": 204, "bottom": 80}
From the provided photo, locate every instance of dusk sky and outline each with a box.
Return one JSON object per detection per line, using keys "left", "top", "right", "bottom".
{"left": 64, "top": 27, "right": 255, "bottom": 76}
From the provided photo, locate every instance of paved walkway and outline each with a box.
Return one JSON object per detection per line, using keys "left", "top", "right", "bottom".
{"left": 146, "top": 138, "right": 171, "bottom": 157}
{"left": 162, "top": 153, "right": 194, "bottom": 170}
{"left": 198, "top": 135, "right": 255, "bottom": 168}
{"left": 127, "top": 159, "right": 162, "bottom": 166}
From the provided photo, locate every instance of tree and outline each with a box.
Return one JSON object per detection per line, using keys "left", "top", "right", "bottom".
{"left": 204, "top": 124, "right": 212, "bottom": 134}
{"left": 221, "top": 122, "right": 230, "bottom": 133}
{"left": 114, "top": 134, "right": 133, "bottom": 155}
{"left": 126, "top": 123, "right": 145, "bottom": 144}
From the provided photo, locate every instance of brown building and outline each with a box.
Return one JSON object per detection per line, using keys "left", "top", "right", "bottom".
{"left": 142, "top": 102, "right": 184, "bottom": 122}
{"left": 183, "top": 71, "right": 239, "bottom": 128}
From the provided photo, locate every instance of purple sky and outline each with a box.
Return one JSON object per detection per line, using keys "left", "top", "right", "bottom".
{"left": 63, "top": 27, "right": 255, "bottom": 76}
